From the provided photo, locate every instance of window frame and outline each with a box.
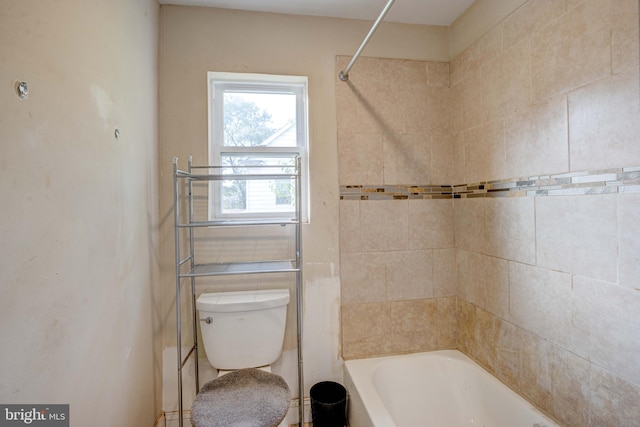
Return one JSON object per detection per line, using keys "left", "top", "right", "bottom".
{"left": 207, "top": 72, "right": 309, "bottom": 222}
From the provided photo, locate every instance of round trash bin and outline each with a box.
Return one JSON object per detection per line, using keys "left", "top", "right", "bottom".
{"left": 310, "top": 381, "right": 347, "bottom": 427}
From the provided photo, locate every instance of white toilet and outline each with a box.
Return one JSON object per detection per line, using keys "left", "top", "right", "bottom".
{"left": 192, "top": 289, "right": 292, "bottom": 427}
{"left": 196, "top": 289, "right": 290, "bottom": 375}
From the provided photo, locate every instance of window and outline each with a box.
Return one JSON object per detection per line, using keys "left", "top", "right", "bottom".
{"left": 208, "top": 72, "right": 309, "bottom": 221}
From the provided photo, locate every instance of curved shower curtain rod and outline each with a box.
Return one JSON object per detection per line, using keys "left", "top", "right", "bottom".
{"left": 338, "top": 0, "right": 397, "bottom": 82}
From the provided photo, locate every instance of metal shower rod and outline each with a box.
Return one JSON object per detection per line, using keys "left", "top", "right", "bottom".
{"left": 338, "top": 0, "right": 397, "bottom": 82}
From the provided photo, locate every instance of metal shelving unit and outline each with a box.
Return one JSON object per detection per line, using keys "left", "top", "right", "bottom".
{"left": 173, "top": 156, "right": 304, "bottom": 427}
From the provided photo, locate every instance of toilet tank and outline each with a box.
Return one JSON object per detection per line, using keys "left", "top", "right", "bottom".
{"left": 196, "top": 289, "right": 290, "bottom": 370}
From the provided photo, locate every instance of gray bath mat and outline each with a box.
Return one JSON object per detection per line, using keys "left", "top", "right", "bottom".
{"left": 191, "top": 368, "right": 290, "bottom": 427}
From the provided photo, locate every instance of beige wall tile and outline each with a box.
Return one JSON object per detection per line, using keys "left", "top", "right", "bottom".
{"left": 431, "top": 135, "right": 453, "bottom": 184}
{"left": 503, "top": 0, "right": 565, "bottom": 49}
{"left": 454, "top": 198, "right": 486, "bottom": 253}
{"left": 571, "top": 276, "right": 640, "bottom": 386}
{"left": 433, "top": 248, "right": 457, "bottom": 297}
{"left": 462, "top": 120, "right": 506, "bottom": 183}
{"left": 421, "top": 86, "right": 452, "bottom": 136}
{"left": 340, "top": 252, "right": 387, "bottom": 304}
{"left": 428, "top": 62, "right": 450, "bottom": 88}
{"left": 451, "top": 69, "right": 484, "bottom": 135}
{"left": 385, "top": 250, "right": 433, "bottom": 300}
{"left": 612, "top": 0, "right": 640, "bottom": 73}
{"left": 436, "top": 297, "right": 459, "bottom": 348}
{"left": 504, "top": 95, "right": 569, "bottom": 177}
{"left": 508, "top": 262, "right": 572, "bottom": 345}
{"left": 480, "top": 39, "right": 532, "bottom": 123}
{"left": 338, "top": 200, "right": 359, "bottom": 253}
{"left": 457, "top": 250, "right": 509, "bottom": 318}
{"left": 452, "top": 132, "right": 466, "bottom": 184}
{"left": 337, "top": 132, "right": 384, "bottom": 185}
{"left": 341, "top": 302, "right": 391, "bottom": 359}
{"left": 550, "top": 349, "right": 591, "bottom": 426}
{"left": 531, "top": 0, "right": 612, "bottom": 102}
{"left": 456, "top": 299, "right": 477, "bottom": 355}
{"left": 568, "top": 67, "right": 640, "bottom": 171}
{"left": 535, "top": 194, "right": 618, "bottom": 282}
{"left": 590, "top": 364, "right": 640, "bottom": 427}
{"left": 462, "top": 24, "right": 504, "bottom": 78}
{"left": 450, "top": 52, "right": 465, "bottom": 88}
{"left": 408, "top": 199, "right": 454, "bottom": 250}
{"left": 339, "top": 200, "right": 409, "bottom": 253}
{"left": 484, "top": 197, "right": 536, "bottom": 264}
{"left": 380, "top": 58, "right": 428, "bottom": 86}
{"left": 519, "top": 330, "right": 556, "bottom": 410}
{"left": 390, "top": 299, "right": 439, "bottom": 353}
{"left": 618, "top": 193, "right": 640, "bottom": 290}
{"left": 382, "top": 133, "right": 430, "bottom": 185}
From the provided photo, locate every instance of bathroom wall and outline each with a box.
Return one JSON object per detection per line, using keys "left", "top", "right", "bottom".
{"left": 0, "top": 0, "right": 160, "bottom": 426}
{"left": 450, "top": 0, "right": 640, "bottom": 425}
{"left": 158, "top": 5, "right": 449, "bottom": 419}
{"left": 337, "top": 57, "right": 458, "bottom": 359}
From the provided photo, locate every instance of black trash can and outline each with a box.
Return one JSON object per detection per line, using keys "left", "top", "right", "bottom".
{"left": 310, "top": 381, "right": 347, "bottom": 427}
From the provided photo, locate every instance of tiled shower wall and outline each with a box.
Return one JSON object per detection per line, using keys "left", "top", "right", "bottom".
{"left": 337, "top": 0, "right": 640, "bottom": 425}
{"left": 450, "top": 0, "right": 640, "bottom": 425}
{"left": 337, "top": 56, "right": 458, "bottom": 359}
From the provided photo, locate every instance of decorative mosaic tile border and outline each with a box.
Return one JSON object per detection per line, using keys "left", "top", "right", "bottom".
{"left": 339, "top": 166, "right": 640, "bottom": 200}
{"left": 340, "top": 185, "right": 453, "bottom": 200}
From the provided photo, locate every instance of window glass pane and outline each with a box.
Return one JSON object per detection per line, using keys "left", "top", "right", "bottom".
{"left": 219, "top": 154, "right": 296, "bottom": 215}
{"left": 223, "top": 92, "right": 297, "bottom": 147}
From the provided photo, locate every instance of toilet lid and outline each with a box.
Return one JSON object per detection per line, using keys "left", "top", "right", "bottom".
{"left": 191, "top": 368, "right": 290, "bottom": 427}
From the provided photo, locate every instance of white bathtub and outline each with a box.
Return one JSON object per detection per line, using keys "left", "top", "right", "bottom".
{"left": 344, "top": 350, "right": 560, "bottom": 427}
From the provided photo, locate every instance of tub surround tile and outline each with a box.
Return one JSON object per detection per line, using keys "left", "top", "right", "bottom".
{"left": 459, "top": 120, "right": 506, "bottom": 184}
{"left": 456, "top": 250, "right": 509, "bottom": 319}
{"left": 531, "top": 0, "right": 612, "bottom": 103}
{"left": 340, "top": 252, "right": 387, "bottom": 304}
{"left": 385, "top": 250, "right": 433, "bottom": 301}
{"left": 611, "top": 0, "right": 640, "bottom": 74}
{"left": 480, "top": 39, "right": 532, "bottom": 124}
{"left": 570, "top": 276, "right": 640, "bottom": 386}
{"left": 535, "top": 194, "right": 618, "bottom": 282}
{"left": 427, "top": 62, "right": 450, "bottom": 88}
{"left": 433, "top": 248, "right": 456, "bottom": 297}
{"left": 504, "top": 95, "right": 569, "bottom": 179}
{"left": 568, "top": 67, "right": 640, "bottom": 171}
{"left": 408, "top": 199, "right": 454, "bottom": 249}
{"left": 483, "top": 197, "right": 535, "bottom": 264}
{"left": 519, "top": 331, "right": 556, "bottom": 410}
{"left": 337, "top": 132, "right": 384, "bottom": 185}
{"left": 339, "top": 200, "right": 409, "bottom": 253}
{"left": 502, "top": 0, "right": 565, "bottom": 50}
{"left": 453, "top": 198, "right": 485, "bottom": 253}
{"left": 508, "top": 262, "right": 573, "bottom": 346}
{"left": 550, "top": 347, "right": 592, "bottom": 427}
{"left": 390, "top": 299, "right": 439, "bottom": 353}
{"left": 343, "top": 297, "right": 459, "bottom": 359}
{"left": 589, "top": 364, "right": 640, "bottom": 427}
{"left": 382, "top": 133, "right": 430, "bottom": 185}
{"left": 341, "top": 302, "right": 392, "bottom": 359}
{"left": 436, "top": 297, "right": 459, "bottom": 349}
{"left": 618, "top": 193, "right": 640, "bottom": 290}
{"left": 430, "top": 135, "right": 454, "bottom": 185}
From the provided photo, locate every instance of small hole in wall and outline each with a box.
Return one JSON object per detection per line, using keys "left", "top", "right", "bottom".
{"left": 15, "top": 81, "right": 29, "bottom": 99}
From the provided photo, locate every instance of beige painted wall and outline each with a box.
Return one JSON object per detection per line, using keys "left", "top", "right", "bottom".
{"left": 158, "top": 5, "right": 449, "bottom": 416}
{"left": 0, "top": 1, "right": 160, "bottom": 425}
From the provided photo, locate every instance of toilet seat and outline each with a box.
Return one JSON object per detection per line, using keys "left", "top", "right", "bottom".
{"left": 190, "top": 368, "right": 290, "bottom": 427}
